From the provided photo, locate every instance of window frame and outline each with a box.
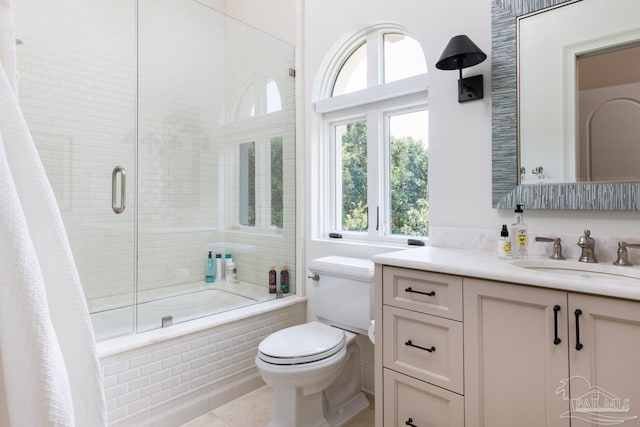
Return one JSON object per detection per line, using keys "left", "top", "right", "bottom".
{"left": 314, "top": 26, "right": 429, "bottom": 245}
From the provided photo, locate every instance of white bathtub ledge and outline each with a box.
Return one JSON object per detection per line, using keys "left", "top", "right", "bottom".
{"left": 97, "top": 295, "right": 307, "bottom": 358}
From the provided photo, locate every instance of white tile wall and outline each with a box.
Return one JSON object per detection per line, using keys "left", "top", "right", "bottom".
{"left": 100, "top": 301, "right": 305, "bottom": 426}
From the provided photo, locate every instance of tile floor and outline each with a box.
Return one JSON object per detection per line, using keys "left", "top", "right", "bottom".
{"left": 181, "top": 386, "right": 374, "bottom": 427}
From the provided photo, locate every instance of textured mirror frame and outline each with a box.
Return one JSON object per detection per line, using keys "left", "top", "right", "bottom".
{"left": 491, "top": 0, "right": 640, "bottom": 210}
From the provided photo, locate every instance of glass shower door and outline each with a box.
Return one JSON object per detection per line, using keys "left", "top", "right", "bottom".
{"left": 14, "top": 0, "right": 137, "bottom": 340}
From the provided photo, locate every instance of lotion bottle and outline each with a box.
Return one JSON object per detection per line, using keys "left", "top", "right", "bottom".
{"left": 510, "top": 204, "right": 528, "bottom": 259}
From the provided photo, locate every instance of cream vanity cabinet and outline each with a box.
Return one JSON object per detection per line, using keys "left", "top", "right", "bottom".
{"left": 377, "top": 266, "right": 465, "bottom": 427}
{"left": 376, "top": 265, "right": 640, "bottom": 427}
{"left": 465, "top": 278, "right": 640, "bottom": 427}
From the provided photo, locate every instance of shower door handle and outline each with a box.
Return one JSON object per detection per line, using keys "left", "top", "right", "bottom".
{"left": 112, "top": 166, "right": 126, "bottom": 214}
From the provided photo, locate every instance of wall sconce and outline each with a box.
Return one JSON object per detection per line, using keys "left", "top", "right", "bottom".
{"left": 435, "top": 35, "right": 487, "bottom": 103}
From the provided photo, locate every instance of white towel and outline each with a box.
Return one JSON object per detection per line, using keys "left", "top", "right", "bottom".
{"left": 0, "top": 2, "right": 107, "bottom": 425}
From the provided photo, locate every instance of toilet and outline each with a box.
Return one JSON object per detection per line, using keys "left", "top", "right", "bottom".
{"left": 255, "top": 256, "right": 374, "bottom": 427}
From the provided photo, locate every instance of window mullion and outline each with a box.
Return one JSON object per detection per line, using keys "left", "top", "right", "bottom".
{"left": 366, "top": 31, "right": 381, "bottom": 88}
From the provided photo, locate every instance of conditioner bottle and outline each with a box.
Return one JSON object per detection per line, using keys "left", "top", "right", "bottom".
{"left": 280, "top": 266, "right": 289, "bottom": 293}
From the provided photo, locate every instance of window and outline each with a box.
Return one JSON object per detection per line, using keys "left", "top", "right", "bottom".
{"left": 239, "top": 141, "right": 255, "bottom": 226}
{"left": 317, "top": 26, "right": 428, "bottom": 243}
{"left": 270, "top": 136, "right": 284, "bottom": 228}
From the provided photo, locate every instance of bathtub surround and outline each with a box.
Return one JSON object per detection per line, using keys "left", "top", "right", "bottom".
{"left": 0, "top": 2, "right": 106, "bottom": 424}
{"left": 99, "top": 298, "right": 305, "bottom": 426}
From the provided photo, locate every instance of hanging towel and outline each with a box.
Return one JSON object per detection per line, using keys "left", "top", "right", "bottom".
{"left": 0, "top": 1, "right": 107, "bottom": 425}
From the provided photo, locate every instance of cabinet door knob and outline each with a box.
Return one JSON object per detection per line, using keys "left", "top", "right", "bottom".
{"left": 405, "top": 287, "right": 435, "bottom": 297}
{"left": 553, "top": 305, "right": 562, "bottom": 345}
{"left": 405, "top": 417, "right": 418, "bottom": 427}
{"left": 574, "top": 309, "right": 584, "bottom": 350}
{"left": 405, "top": 339, "right": 435, "bottom": 353}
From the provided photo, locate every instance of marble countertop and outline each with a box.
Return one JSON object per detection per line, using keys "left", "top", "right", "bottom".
{"left": 372, "top": 246, "right": 640, "bottom": 301}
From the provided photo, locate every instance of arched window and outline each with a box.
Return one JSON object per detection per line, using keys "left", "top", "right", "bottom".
{"left": 315, "top": 26, "right": 429, "bottom": 242}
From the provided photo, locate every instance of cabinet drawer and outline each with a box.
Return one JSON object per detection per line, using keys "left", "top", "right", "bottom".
{"left": 382, "top": 267, "right": 462, "bottom": 321}
{"left": 383, "top": 368, "right": 464, "bottom": 427}
{"left": 383, "top": 305, "right": 463, "bottom": 393}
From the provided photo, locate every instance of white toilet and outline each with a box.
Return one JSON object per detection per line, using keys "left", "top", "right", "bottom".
{"left": 255, "top": 256, "right": 374, "bottom": 427}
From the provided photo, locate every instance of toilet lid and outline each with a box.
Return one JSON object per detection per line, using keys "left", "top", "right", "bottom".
{"left": 258, "top": 321, "right": 345, "bottom": 365}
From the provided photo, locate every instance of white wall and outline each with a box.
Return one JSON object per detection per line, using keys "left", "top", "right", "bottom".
{"left": 303, "top": 0, "right": 640, "bottom": 271}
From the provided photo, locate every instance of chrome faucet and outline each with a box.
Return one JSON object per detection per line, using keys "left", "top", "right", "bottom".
{"left": 613, "top": 241, "right": 640, "bottom": 266}
{"left": 577, "top": 230, "right": 597, "bottom": 263}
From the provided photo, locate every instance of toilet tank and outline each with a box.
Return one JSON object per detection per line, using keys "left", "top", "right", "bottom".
{"left": 308, "top": 256, "right": 374, "bottom": 335}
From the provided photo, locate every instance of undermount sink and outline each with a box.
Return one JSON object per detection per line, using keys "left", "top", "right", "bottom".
{"left": 511, "top": 259, "right": 640, "bottom": 283}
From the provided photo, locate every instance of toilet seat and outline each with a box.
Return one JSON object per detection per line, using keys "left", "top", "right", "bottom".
{"left": 258, "top": 321, "right": 346, "bottom": 365}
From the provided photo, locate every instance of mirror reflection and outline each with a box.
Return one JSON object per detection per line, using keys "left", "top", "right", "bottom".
{"left": 518, "top": 0, "right": 640, "bottom": 185}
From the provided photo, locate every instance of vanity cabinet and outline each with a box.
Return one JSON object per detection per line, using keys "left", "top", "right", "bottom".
{"left": 378, "top": 266, "right": 464, "bottom": 427}
{"left": 464, "top": 278, "right": 640, "bottom": 427}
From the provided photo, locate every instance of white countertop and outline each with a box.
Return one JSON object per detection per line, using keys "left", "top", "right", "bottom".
{"left": 372, "top": 246, "right": 640, "bottom": 301}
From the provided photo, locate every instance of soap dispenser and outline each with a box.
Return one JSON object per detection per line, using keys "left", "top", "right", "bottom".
{"left": 498, "top": 224, "right": 511, "bottom": 259}
{"left": 510, "top": 204, "right": 528, "bottom": 259}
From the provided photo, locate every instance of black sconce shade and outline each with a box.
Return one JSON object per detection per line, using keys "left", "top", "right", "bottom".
{"left": 436, "top": 35, "right": 487, "bottom": 103}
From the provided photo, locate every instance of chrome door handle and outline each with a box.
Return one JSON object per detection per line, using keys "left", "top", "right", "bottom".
{"left": 112, "top": 166, "right": 126, "bottom": 214}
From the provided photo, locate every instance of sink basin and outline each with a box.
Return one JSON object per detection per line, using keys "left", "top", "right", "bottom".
{"left": 511, "top": 259, "right": 640, "bottom": 283}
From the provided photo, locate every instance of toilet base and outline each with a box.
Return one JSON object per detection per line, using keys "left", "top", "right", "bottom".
{"left": 324, "top": 391, "right": 369, "bottom": 427}
{"left": 266, "top": 388, "right": 369, "bottom": 427}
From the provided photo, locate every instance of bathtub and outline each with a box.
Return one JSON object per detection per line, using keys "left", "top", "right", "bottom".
{"left": 91, "top": 288, "right": 256, "bottom": 341}
{"left": 96, "top": 295, "right": 307, "bottom": 426}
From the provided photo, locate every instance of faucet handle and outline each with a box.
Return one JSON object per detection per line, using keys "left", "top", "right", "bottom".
{"left": 535, "top": 236, "right": 565, "bottom": 260}
{"left": 613, "top": 241, "right": 640, "bottom": 266}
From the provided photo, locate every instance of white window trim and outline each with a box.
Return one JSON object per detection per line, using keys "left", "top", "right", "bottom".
{"left": 321, "top": 92, "right": 428, "bottom": 244}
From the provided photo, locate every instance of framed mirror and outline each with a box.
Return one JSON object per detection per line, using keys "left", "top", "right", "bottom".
{"left": 492, "top": 0, "right": 640, "bottom": 210}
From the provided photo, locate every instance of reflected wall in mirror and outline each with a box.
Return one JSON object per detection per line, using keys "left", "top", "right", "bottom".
{"left": 518, "top": 0, "right": 640, "bottom": 184}
{"left": 492, "top": 0, "right": 640, "bottom": 210}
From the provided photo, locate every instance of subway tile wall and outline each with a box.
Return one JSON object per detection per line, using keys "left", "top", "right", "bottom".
{"left": 14, "top": 0, "right": 296, "bottom": 313}
{"left": 100, "top": 301, "right": 306, "bottom": 426}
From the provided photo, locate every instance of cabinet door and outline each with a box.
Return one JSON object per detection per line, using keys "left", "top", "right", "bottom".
{"left": 464, "top": 278, "right": 570, "bottom": 427}
{"left": 568, "top": 293, "right": 640, "bottom": 426}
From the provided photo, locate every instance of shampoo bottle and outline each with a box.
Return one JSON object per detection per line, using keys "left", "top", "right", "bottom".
{"left": 510, "top": 204, "right": 528, "bottom": 259}
{"left": 280, "top": 266, "right": 289, "bottom": 293}
{"left": 498, "top": 224, "right": 511, "bottom": 259}
{"left": 205, "top": 251, "right": 215, "bottom": 283}
{"left": 269, "top": 266, "right": 277, "bottom": 293}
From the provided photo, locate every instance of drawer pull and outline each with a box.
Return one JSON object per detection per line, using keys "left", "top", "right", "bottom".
{"left": 405, "top": 417, "right": 418, "bottom": 427}
{"left": 405, "top": 287, "right": 435, "bottom": 297}
{"left": 574, "top": 309, "right": 584, "bottom": 351}
{"left": 553, "top": 304, "right": 562, "bottom": 345}
{"left": 405, "top": 339, "right": 435, "bottom": 353}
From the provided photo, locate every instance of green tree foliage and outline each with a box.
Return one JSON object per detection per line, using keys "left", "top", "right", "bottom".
{"left": 341, "top": 121, "right": 368, "bottom": 231}
{"left": 390, "top": 136, "right": 428, "bottom": 236}
{"left": 340, "top": 121, "right": 428, "bottom": 236}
